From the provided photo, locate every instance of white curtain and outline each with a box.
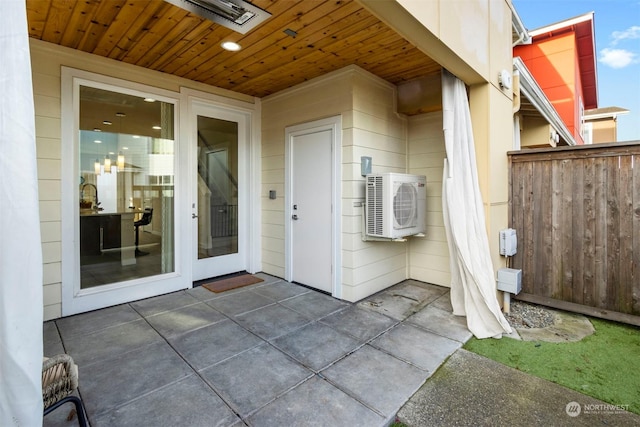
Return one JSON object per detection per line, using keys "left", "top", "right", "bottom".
{"left": 0, "top": 1, "right": 44, "bottom": 425}
{"left": 441, "top": 70, "right": 512, "bottom": 339}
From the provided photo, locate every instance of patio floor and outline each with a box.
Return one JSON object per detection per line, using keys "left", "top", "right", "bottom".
{"left": 43, "top": 273, "right": 471, "bottom": 426}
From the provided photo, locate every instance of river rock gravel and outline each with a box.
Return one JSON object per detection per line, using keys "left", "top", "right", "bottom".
{"left": 505, "top": 300, "right": 555, "bottom": 329}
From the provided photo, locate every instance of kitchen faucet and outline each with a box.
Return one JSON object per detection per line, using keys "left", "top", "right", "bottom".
{"left": 81, "top": 183, "right": 102, "bottom": 211}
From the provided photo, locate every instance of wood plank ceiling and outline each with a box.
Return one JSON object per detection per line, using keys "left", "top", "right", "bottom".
{"left": 26, "top": 0, "right": 441, "bottom": 98}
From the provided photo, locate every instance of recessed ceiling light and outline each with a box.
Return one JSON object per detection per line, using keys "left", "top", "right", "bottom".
{"left": 132, "top": 135, "right": 140, "bottom": 139}
{"left": 115, "top": 112, "right": 126, "bottom": 117}
{"left": 93, "top": 128, "right": 102, "bottom": 132}
{"left": 221, "top": 41, "right": 241, "bottom": 51}
{"left": 103, "top": 120, "right": 113, "bottom": 125}
{"left": 94, "top": 140, "right": 102, "bottom": 144}
{"left": 143, "top": 98, "right": 156, "bottom": 103}
{"left": 122, "top": 146, "right": 129, "bottom": 150}
{"left": 152, "top": 125, "right": 162, "bottom": 130}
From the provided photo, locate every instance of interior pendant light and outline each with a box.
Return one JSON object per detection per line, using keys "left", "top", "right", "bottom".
{"left": 117, "top": 151, "right": 125, "bottom": 172}
{"left": 94, "top": 159, "right": 101, "bottom": 175}
{"left": 104, "top": 156, "right": 111, "bottom": 174}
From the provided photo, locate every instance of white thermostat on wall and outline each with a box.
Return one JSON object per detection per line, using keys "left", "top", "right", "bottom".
{"left": 499, "top": 228, "right": 517, "bottom": 256}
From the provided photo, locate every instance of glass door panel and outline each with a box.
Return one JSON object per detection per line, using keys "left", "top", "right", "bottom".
{"left": 196, "top": 116, "right": 238, "bottom": 259}
{"left": 191, "top": 102, "right": 247, "bottom": 282}
{"left": 78, "top": 86, "right": 175, "bottom": 289}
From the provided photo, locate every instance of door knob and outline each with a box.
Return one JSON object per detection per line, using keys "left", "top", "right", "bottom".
{"left": 292, "top": 214, "right": 298, "bottom": 220}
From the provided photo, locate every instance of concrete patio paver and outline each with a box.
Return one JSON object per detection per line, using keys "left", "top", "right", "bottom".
{"left": 280, "top": 291, "right": 350, "bottom": 320}
{"left": 407, "top": 305, "right": 473, "bottom": 343}
{"left": 168, "top": 319, "right": 263, "bottom": 371}
{"left": 93, "top": 375, "right": 240, "bottom": 427}
{"left": 200, "top": 343, "right": 312, "bottom": 417}
{"left": 62, "top": 319, "right": 163, "bottom": 366}
{"left": 370, "top": 323, "right": 462, "bottom": 373}
{"left": 323, "top": 344, "right": 429, "bottom": 418}
{"left": 320, "top": 305, "right": 399, "bottom": 342}
{"left": 205, "top": 290, "right": 276, "bottom": 317}
{"left": 42, "top": 276, "right": 468, "bottom": 426}
{"left": 271, "top": 321, "right": 360, "bottom": 371}
{"left": 144, "top": 302, "right": 227, "bottom": 338}
{"left": 80, "top": 341, "right": 193, "bottom": 417}
{"left": 234, "top": 303, "right": 311, "bottom": 340}
{"left": 130, "top": 291, "right": 200, "bottom": 317}
{"left": 251, "top": 279, "right": 311, "bottom": 301}
{"left": 247, "top": 376, "right": 386, "bottom": 426}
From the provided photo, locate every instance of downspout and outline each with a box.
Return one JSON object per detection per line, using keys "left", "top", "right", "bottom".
{"left": 512, "top": 70, "right": 521, "bottom": 150}
{"left": 509, "top": 1, "right": 532, "bottom": 47}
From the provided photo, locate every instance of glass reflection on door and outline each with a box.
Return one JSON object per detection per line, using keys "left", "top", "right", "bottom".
{"left": 78, "top": 86, "right": 175, "bottom": 289}
{"left": 197, "top": 116, "right": 238, "bottom": 259}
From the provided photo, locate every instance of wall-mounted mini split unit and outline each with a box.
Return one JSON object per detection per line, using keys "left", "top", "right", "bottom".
{"left": 366, "top": 173, "right": 426, "bottom": 239}
{"left": 165, "top": 0, "right": 271, "bottom": 34}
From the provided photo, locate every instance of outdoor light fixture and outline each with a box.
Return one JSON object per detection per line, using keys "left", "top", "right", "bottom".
{"left": 164, "top": 0, "right": 271, "bottom": 34}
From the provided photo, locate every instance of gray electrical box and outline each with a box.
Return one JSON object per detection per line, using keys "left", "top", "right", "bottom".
{"left": 497, "top": 268, "right": 522, "bottom": 294}
{"left": 499, "top": 228, "right": 517, "bottom": 256}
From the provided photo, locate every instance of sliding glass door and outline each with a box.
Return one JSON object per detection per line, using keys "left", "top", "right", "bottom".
{"left": 62, "top": 69, "right": 186, "bottom": 315}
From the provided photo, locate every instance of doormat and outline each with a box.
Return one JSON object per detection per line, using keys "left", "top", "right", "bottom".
{"left": 202, "top": 274, "right": 264, "bottom": 293}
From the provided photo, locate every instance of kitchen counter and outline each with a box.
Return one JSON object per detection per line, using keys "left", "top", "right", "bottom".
{"left": 80, "top": 211, "right": 136, "bottom": 265}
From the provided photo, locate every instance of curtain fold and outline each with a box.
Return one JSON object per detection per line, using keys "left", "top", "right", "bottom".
{"left": 441, "top": 70, "right": 512, "bottom": 339}
{"left": 0, "top": 0, "right": 45, "bottom": 424}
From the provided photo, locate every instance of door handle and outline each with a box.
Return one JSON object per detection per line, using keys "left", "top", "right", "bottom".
{"left": 192, "top": 213, "right": 198, "bottom": 219}
{"left": 292, "top": 214, "right": 298, "bottom": 220}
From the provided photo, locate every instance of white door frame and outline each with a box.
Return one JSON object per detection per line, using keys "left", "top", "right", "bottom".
{"left": 181, "top": 88, "right": 261, "bottom": 280}
{"left": 285, "top": 116, "right": 342, "bottom": 298}
{"left": 61, "top": 68, "right": 186, "bottom": 316}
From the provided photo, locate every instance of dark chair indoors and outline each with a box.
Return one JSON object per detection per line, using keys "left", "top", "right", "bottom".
{"left": 134, "top": 208, "right": 153, "bottom": 256}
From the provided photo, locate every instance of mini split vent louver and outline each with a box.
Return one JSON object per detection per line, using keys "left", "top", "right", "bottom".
{"left": 165, "top": 0, "right": 271, "bottom": 34}
{"left": 366, "top": 173, "right": 426, "bottom": 239}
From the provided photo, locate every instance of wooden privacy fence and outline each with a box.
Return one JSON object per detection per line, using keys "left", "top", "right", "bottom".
{"left": 508, "top": 141, "right": 640, "bottom": 326}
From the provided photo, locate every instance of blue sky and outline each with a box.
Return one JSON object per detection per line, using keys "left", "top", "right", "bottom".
{"left": 513, "top": 0, "right": 640, "bottom": 142}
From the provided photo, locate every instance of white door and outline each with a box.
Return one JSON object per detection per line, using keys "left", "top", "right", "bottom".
{"left": 285, "top": 117, "right": 341, "bottom": 295}
{"left": 191, "top": 101, "right": 248, "bottom": 281}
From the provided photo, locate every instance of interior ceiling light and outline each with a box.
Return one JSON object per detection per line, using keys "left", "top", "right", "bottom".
{"left": 152, "top": 125, "right": 162, "bottom": 130}
{"left": 221, "top": 41, "right": 241, "bottom": 51}
{"left": 103, "top": 120, "right": 113, "bottom": 125}
{"left": 143, "top": 98, "right": 156, "bottom": 103}
{"left": 165, "top": 0, "right": 271, "bottom": 34}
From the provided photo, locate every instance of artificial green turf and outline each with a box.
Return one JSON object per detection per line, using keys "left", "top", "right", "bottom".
{"left": 464, "top": 318, "right": 640, "bottom": 415}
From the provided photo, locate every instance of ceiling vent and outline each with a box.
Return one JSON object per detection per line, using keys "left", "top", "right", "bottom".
{"left": 165, "top": 0, "right": 271, "bottom": 34}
